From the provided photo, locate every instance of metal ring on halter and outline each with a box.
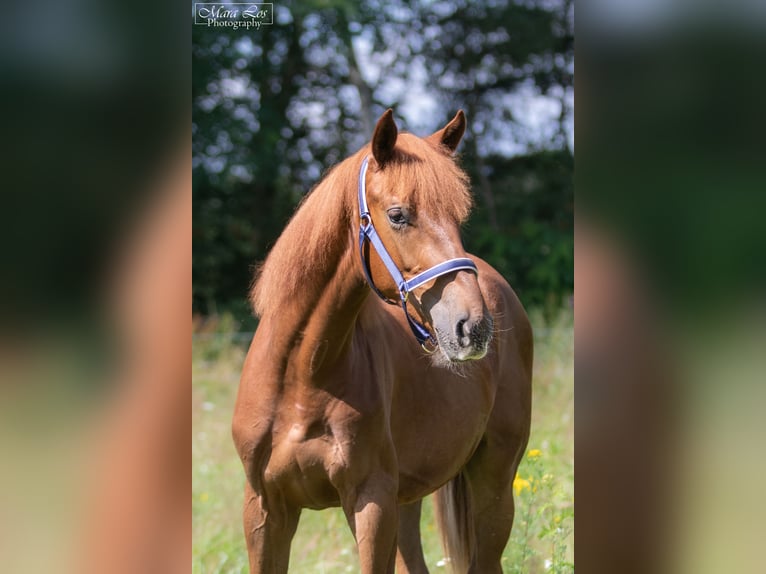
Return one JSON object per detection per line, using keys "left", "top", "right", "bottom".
{"left": 421, "top": 338, "right": 438, "bottom": 354}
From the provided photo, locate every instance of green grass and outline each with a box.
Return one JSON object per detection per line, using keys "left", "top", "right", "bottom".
{"left": 192, "top": 308, "right": 573, "bottom": 573}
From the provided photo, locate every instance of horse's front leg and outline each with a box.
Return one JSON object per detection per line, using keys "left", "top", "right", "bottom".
{"left": 341, "top": 470, "right": 399, "bottom": 574}
{"left": 242, "top": 481, "right": 300, "bottom": 574}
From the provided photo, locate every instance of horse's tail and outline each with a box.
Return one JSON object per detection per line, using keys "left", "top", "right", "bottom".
{"left": 434, "top": 471, "right": 476, "bottom": 574}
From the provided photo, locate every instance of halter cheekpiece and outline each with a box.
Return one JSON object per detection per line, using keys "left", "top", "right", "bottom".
{"left": 357, "top": 156, "right": 478, "bottom": 350}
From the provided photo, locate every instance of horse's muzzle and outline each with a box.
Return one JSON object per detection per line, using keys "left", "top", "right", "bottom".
{"left": 438, "top": 313, "right": 493, "bottom": 362}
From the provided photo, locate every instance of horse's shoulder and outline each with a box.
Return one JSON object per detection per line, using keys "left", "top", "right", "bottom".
{"left": 471, "top": 256, "right": 523, "bottom": 311}
{"left": 471, "top": 254, "right": 533, "bottom": 366}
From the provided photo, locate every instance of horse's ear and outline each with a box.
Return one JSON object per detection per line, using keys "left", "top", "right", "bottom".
{"left": 427, "top": 110, "right": 466, "bottom": 154}
{"left": 372, "top": 108, "right": 398, "bottom": 167}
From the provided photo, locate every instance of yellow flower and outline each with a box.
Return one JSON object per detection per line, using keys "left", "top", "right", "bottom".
{"left": 527, "top": 449, "right": 542, "bottom": 459}
{"left": 554, "top": 515, "right": 562, "bottom": 524}
{"left": 199, "top": 492, "right": 209, "bottom": 502}
{"left": 513, "top": 474, "right": 531, "bottom": 496}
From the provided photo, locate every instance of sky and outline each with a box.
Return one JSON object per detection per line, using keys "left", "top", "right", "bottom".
{"left": 352, "top": 32, "right": 574, "bottom": 155}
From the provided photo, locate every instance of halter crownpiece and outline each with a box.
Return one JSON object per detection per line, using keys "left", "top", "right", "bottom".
{"left": 357, "top": 156, "right": 479, "bottom": 349}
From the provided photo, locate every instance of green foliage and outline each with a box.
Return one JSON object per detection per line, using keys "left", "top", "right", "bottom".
{"left": 465, "top": 149, "right": 574, "bottom": 310}
{"left": 193, "top": 0, "right": 573, "bottom": 319}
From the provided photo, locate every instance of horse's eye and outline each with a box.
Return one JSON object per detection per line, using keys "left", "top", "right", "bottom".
{"left": 387, "top": 208, "right": 407, "bottom": 228}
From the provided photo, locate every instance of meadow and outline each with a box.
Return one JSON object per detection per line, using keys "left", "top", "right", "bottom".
{"left": 192, "top": 308, "right": 573, "bottom": 573}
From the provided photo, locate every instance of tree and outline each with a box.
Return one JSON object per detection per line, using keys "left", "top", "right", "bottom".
{"left": 192, "top": 0, "right": 574, "bottom": 318}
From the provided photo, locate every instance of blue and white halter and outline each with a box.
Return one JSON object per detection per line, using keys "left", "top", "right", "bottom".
{"left": 357, "top": 156, "right": 478, "bottom": 349}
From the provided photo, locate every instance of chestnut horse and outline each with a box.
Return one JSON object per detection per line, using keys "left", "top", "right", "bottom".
{"left": 232, "top": 109, "right": 532, "bottom": 573}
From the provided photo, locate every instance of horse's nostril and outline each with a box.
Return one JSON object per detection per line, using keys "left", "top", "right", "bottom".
{"left": 455, "top": 316, "right": 492, "bottom": 349}
{"left": 455, "top": 318, "right": 467, "bottom": 339}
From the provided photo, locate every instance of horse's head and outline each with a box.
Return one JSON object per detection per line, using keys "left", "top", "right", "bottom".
{"left": 361, "top": 109, "right": 493, "bottom": 363}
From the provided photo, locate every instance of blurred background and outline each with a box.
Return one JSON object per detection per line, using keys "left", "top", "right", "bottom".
{"left": 3, "top": 1, "right": 763, "bottom": 573}
{"left": 578, "top": 2, "right": 766, "bottom": 573}
{"left": 192, "top": 1, "right": 574, "bottom": 572}
{"left": 0, "top": 1, "right": 188, "bottom": 572}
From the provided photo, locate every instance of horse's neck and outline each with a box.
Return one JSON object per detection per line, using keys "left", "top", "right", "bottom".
{"left": 259, "top": 230, "right": 369, "bottom": 384}
{"left": 298, "top": 233, "right": 369, "bottom": 372}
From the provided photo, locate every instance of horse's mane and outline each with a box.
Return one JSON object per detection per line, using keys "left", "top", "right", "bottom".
{"left": 251, "top": 134, "right": 472, "bottom": 317}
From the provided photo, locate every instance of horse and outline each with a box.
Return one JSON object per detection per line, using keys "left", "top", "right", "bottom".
{"left": 232, "top": 109, "right": 533, "bottom": 574}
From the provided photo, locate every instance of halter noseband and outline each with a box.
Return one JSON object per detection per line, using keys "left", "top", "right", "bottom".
{"left": 357, "top": 156, "right": 478, "bottom": 350}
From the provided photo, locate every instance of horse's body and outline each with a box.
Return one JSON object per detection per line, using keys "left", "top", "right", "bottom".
{"left": 233, "top": 110, "right": 532, "bottom": 574}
